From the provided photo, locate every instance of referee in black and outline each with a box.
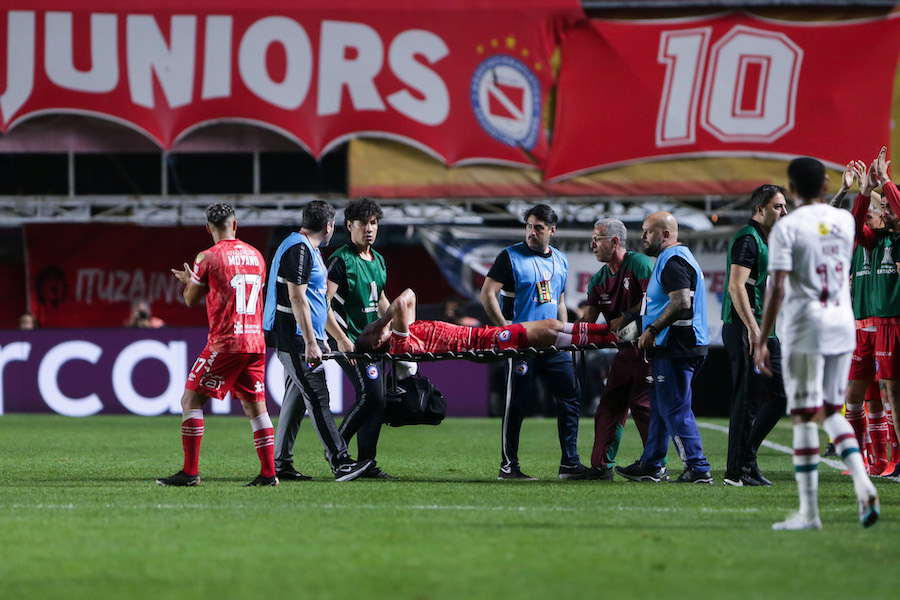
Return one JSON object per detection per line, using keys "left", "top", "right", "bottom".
{"left": 721, "top": 184, "right": 788, "bottom": 487}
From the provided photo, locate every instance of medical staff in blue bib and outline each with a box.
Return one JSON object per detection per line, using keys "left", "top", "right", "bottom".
{"left": 616, "top": 211, "right": 714, "bottom": 484}
{"left": 481, "top": 204, "right": 589, "bottom": 480}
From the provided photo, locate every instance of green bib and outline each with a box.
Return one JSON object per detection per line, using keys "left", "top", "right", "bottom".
{"left": 721, "top": 224, "right": 771, "bottom": 335}
{"left": 329, "top": 245, "right": 387, "bottom": 341}
{"left": 850, "top": 245, "right": 874, "bottom": 319}
{"left": 868, "top": 232, "right": 900, "bottom": 318}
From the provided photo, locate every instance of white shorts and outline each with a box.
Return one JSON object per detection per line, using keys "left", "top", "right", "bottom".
{"left": 783, "top": 351, "right": 852, "bottom": 415}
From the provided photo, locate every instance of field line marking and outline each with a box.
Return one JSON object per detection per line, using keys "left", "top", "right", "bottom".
{"left": 697, "top": 421, "right": 846, "bottom": 471}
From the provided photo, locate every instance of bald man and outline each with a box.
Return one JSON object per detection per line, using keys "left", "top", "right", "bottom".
{"left": 616, "top": 211, "right": 713, "bottom": 484}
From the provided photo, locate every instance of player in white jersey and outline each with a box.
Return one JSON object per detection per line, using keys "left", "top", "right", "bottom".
{"left": 755, "top": 156, "right": 879, "bottom": 531}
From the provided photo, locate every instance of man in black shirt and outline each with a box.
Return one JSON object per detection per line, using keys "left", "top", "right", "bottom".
{"left": 721, "top": 185, "right": 788, "bottom": 487}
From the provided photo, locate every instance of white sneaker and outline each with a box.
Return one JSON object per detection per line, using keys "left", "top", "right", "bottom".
{"left": 772, "top": 512, "right": 822, "bottom": 531}
{"left": 859, "top": 492, "right": 881, "bottom": 528}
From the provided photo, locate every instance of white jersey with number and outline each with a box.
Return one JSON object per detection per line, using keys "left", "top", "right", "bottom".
{"left": 768, "top": 202, "right": 855, "bottom": 355}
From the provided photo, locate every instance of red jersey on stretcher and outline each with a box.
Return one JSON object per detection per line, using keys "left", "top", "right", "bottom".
{"left": 191, "top": 238, "right": 266, "bottom": 354}
{"left": 390, "top": 321, "right": 528, "bottom": 354}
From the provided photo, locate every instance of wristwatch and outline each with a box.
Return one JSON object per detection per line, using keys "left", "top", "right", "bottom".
{"left": 647, "top": 324, "right": 660, "bottom": 336}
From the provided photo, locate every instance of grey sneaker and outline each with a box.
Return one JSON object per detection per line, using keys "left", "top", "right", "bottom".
{"left": 558, "top": 463, "right": 591, "bottom": 480}
{"left": 615, "top": 460, "right": 669, "bottom": 482}
{"left": 333, "top": 458, "right": 374, "bottom": 482}
{"left": 673, "top": 468, "right": 713, "bottom": 484}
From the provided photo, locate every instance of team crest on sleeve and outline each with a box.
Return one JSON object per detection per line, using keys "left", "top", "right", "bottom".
{"left": 366, "top": 364, "right": 380, "bottom": 380}
{"left": 514, "top": 361, "right": 528, "bottom": 376}
{"left": 470, "top": 55, "right": 541, "bottom": 150}
{"left": 498, "top": 329, "right": 512, "bottom": 342}
{"left": 817, "top": 223, "right": 830, "bottom": 236}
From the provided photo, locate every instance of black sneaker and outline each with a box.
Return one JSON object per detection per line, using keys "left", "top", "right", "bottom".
{"left": 823, "top": 442, "right": 837, "bottom": 457}
{"left": 584, "top": 465, "right": 615, "bottom": 481}
{"left": 744, "top": 465, "right": 773, "bottom": 486}
{"left": 276, "top": 466, "right": 313, "bottom": 481}
{"left": 673, "top": 468, "right": 714, "bottom": 484}
{"left": 498, "top": 467, "right": 537, "bottom": 480}
{"left": 615, "top": 460, "right": 669, "bottom": 482}
{"left": 361, "top": 467, "right": 396, "bottom": 480}
{"left": 558, "top": 462, "right": 591, "bottom": 480}
{"left": 156, "top": 470, "right": 200, "bottom": 487}
{"left": 333, "top": 458, "right": 374, "bottom": 482}
{"left": 245, "top": 474, "right": 279, "bottom": 487}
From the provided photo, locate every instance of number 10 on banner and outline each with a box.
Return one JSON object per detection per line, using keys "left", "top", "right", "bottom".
{"left": 655, "top": 25, "right": 803, "bottom": 147}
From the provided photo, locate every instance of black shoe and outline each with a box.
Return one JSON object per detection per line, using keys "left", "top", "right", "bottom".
{"left": 723, "top": 473, "right": 764, "bottom": 487}
{"left": 276, "top": 466, "right": 313, "bottom": 481}
{"left": 361, "top": 467, "right": 396, "bottom": 480}
{"left": 245, "top": 474, "right": 279, "bottom": 487}
{"left": 673, "top": 468, "right": 714, "bottom": 484}
{"left": 498, "top": 467, "right": 537, "bottom": 480}
{"left": 333, "top": 458, "right": 374, "bottom": 482}
{"left": 584, "top": 465, "right": 615, "bottom": 481}
{"left": 743, "top": 465, "right": 773, "bottom": 486}
{"left": 558, "top": 462, "right": 591, "bottom": 480}
{"left": 156, "top": 470, "right": 200, "bottom": 487}
{"left": 823, "top": 442, "right": 837, "bottom": 457}
{"left": 615, "top": 460, "right": 669, "bottom": 482}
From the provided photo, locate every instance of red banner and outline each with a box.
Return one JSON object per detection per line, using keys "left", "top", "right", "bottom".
{"left": 547, "top": 13, "right": 900, "bottom": 182}
{"left": 25, "top": 223, "right": 273, "bottom": 328}
{"left": 0, "top": 0, "right": 581, "bottom": 168}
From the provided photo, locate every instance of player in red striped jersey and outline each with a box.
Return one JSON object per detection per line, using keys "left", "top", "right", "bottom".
{"left": 156, "top": 203, "right": 277, "bottom": 487}
{"left": 356, "top": 289, "right": 616, "bottom": 355}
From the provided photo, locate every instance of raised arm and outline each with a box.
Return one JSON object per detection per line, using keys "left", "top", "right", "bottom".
{"left": 171, "top": 260, "right": 207, "bottom": 307}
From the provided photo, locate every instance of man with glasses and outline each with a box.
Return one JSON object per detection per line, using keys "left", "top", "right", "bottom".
{"left": 578, "top": 218, "right": 654, "bottom": 480}
{"left": 480, "top": 204, "right": 589, "bottom": 480}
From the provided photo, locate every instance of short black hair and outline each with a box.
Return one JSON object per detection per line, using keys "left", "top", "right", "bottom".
{"left": 524, "top": 204, "right": 558, "bottom": 227}
{"left": 750, "top": 184, "right": 786, "bottom": 213}
{"left": 345, "top": 197, "right": 383, "bottom": 224}
{"left": 301, "top": 200, "right": 336, "bottom": 232}
{"left": 206, "top": 203, "right": 234, "bottom": 228}
{"left": 787, "top": 157, "right": 826, "bottom": 200}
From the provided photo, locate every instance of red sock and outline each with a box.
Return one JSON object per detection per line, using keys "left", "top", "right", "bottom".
{"left": 251, "top": 413, "right": 276, "bottom": 478}
{"left": 887, "top": 403, "right": 900, "bottom": 461}
{"left": 181, "top": 409, "right": 204, "bottom": 476}
{"left": 845, "top": 403, "right": 867, "bottom": 450}
{"left": 583, "top": 322, "right": 614, "bottom": 345}
{"left": 869, "top": 411, "right": 889, "bottom": 467}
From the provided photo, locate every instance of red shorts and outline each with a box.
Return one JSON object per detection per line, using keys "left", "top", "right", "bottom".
{"left": 473, "top": 323, "right": 528, "bottom": 351}
{"left": 875, "top": 318, "right": 900, "bottom": 380}
{"left": 185, "top": 346, "right": 266, "bottom": 402}
{"left": 849, "top": 328, "right": 877, "bottom": 381}
{"left": 866, "top": 379, "right": 881, "bottom": 401}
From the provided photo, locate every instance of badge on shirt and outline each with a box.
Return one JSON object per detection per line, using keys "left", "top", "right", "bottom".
{"left": 536, "top": 279, "right": 553, "bottom": 304}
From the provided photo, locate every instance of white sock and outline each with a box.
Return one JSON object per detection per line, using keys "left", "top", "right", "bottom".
{"left": 823, "top": 413, "right": 876, "bottom": 498}
{"left": 182, "top": 408, "right": 203, "bottom": 422}
{"left": 555, "top": 332, "right": 573, "bottom": 346}
{"left": 793, "top": 422, "right": 820, "bottom": 520}
{"left": 562, "top": 323, "right": 574, "bottom": 334}
{"left": 249, "top": 413, "right": 273, "bottom": 432}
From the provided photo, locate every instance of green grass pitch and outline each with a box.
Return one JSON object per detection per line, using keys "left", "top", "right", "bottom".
{"left": 0, "top": 414, "right": 898, "bottom": 600}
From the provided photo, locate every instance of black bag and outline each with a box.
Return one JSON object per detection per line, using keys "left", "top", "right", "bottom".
{"left": 384, "top": 375, "right": 446, "bottom": 427}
